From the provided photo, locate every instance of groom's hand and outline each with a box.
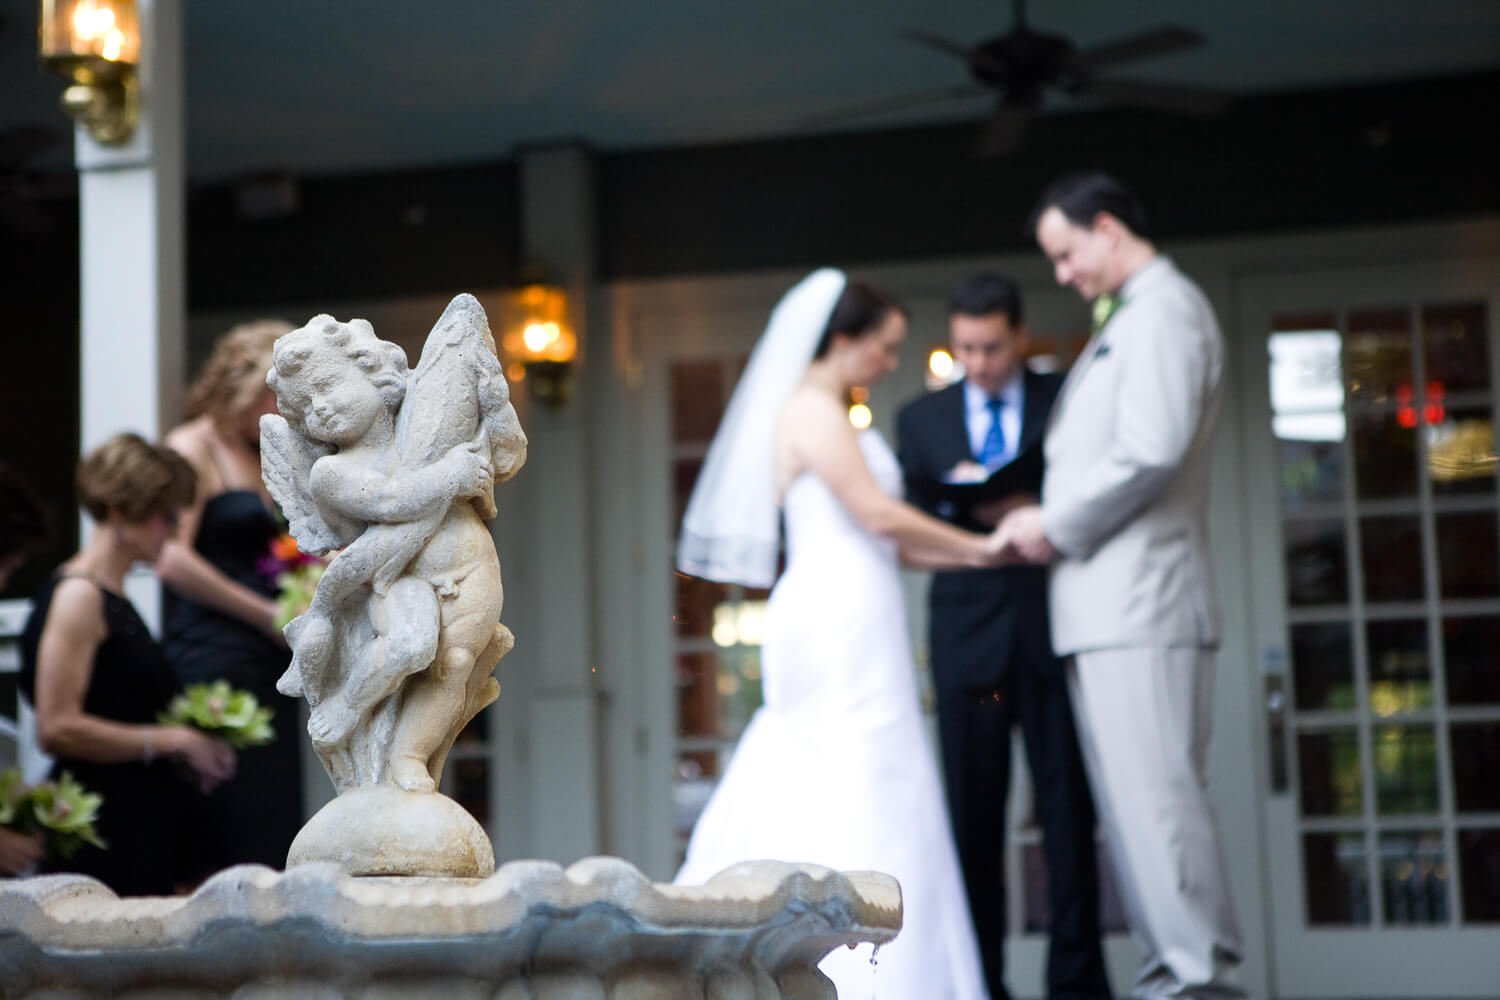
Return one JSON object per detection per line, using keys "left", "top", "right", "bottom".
{"left": 999, "top": 504, "right": 1056, "bottom": 564}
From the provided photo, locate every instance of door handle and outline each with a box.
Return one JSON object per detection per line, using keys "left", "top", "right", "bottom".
{"left": 1265, "top": 672, "right": 1289, "bottom": 795}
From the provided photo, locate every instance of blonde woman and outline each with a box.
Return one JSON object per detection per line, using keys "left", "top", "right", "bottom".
{"left": 158, "top": 321, "right": 303, "bottom": 881}
{"left": 20, "top": 434, "right": 236, "bottom": 895}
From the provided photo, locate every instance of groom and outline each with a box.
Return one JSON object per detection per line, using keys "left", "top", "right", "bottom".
{"left": 896, "top": 273, "right": 1108, "bottom": 1000}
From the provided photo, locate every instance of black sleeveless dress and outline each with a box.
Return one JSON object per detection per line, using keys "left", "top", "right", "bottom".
{"left": 19, "top": 575, "right": 186, "bottom": 896}
{"left": 163, "top": 490, "right": 303, "bottom": 880}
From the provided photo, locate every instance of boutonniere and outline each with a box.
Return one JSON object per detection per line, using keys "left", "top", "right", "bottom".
{"left": 1091, "top": 294, "right": 1122, "bottom": 333}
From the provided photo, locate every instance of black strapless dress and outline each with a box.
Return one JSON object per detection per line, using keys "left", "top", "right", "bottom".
{"left": 19, "top": 576, "right": 186, "bottom": 896}
{"left": 163, "top": 489, "right": 303, "bottom": 880}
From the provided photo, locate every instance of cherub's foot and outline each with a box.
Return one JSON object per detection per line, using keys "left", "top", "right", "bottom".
{"left": 288, "top": 613, "right": 335, "bottom": 671}
{"left": 391, "top": 755, "right": 436, "bottom": 793}
{"left": 307, "top": 691, "right": 361, "bottom": 748}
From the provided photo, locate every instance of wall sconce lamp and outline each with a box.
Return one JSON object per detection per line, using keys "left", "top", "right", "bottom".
{"left": 38, "top": 0, "right": 142, "bottom": 145}
{"left": 500, "top": 282, "right": 578, "bottom": 408}
{"left": 926, "top": 346, "right": 959, "bottom": 391}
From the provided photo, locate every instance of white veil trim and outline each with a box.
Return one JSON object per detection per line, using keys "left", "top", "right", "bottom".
{"left": 676, "top": 268, "right": 848, "bottom": 587}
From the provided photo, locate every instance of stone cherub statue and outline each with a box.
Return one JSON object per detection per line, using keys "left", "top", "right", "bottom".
{"left": 260, "top": 293, "right": 526, "bottom": 876}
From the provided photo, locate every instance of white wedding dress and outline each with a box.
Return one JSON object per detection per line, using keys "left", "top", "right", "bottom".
{"left": 677, "top": 429, "right": 988, "bottom": 999}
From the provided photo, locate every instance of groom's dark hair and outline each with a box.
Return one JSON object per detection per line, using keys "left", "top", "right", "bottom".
{"left": 814, "top": 279, "right": 906, "bottom": 359}
{"left": 948, "top": 272, "right": 1023, "bottom": 325}
{"left": 1028, "top": 170, "right": 1151, "bottom": 240}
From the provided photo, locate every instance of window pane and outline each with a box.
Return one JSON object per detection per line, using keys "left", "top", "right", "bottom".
{"left": 1278, "top": 438, "right": 1344, "bottom": 509}
{"left": 1359, "top": 516, "right": 1424, "bottom": 603}
{"left": 1458, "top": 828, "right": 1500, "bottom": 923}
{"left": 1298, "top": 729, "right": 1362, "bottom": 817}
{"left": 1442, "top": 615, "right": 1500, "bottom": 705}
{"left": 1290, "top": 622, "right": 1356, "bottom": 711}
{"left": 672, "top": 458, "right": 702, "bottom": 530}
{"left": 670, "top": 360, "right": 725, "bottom": 445}
{"left": 1450, "top": 722, "right": 1500, "bottom": 813}
{"left": 711, "top": 629, "right": 762, "bottom": 740}
{"left": 1346, "top": 309, "right": 1413, "bottom": 405}
{"left": 1303, "top": 832, "right": 1371, "bottom": 925}
{"left": 1352, "top": 410, "right": 1419, "bottom": 499}
{"left": 1373, "top": 724, "right": 1439, "bottom": 815}
{"left": 674, "top": 573, "right": 727, "bottom": 640}
{"left": 1427, "top": 408, "right": 1497, "bottom": 497}
{"left": 1436, "top": 510, "right": 1500, "bottom": 599}
{"left": 677, "top": 650, "right": 721, "bottom": 740}
{"left": 1378, "top": 831, "right": 1448, "bottom": 926}
{"left": 1423, "top": 302, "right": 1490, "bottom": 394}
{"left": 1366, "top": 619, "right": 1433, "bottom": 715}
{"left": 1269, "top": 324, "right": 1346, "bottom": 505}
{"left": 1285, "top": 519, "right": 1348, "bottom": 606}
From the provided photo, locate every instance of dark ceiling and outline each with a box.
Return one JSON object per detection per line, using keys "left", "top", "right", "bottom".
{"left": 3, "top": 1, "right": 1500, "bottom": 181}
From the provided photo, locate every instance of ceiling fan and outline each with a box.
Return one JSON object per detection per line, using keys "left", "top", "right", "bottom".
{"left": 812, "top": 0, "right": 1228, "bottom": 155}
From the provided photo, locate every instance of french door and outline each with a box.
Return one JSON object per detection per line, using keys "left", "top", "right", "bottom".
{"left": 1239, "top": 260, "right": 1500, "bottom": 997}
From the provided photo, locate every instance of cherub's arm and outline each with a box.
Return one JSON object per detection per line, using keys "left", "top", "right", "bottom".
{"left": 310, "top": 444, "right": 491, "bottom": 525}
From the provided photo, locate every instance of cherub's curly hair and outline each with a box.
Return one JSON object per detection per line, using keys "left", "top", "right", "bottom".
{"left": 184, "top": 320, "right": 294, "bottom": 426}
{"left": 267, "top": 317, "right": 409, "bottom": 428}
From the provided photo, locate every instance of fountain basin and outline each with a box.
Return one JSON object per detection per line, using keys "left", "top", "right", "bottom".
{"left": 0, "top": 856, "right": 900, "bottom": 998}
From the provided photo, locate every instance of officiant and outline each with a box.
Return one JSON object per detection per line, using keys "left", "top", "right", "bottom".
{"left": 895, "top": 272, "right": 1108, "bottom": 1000}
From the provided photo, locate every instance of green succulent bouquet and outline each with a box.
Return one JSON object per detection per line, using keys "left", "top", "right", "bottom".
{"left": 159, "top": 680, "right": 275, "bottom": 749}
{"left": 0, "top": 766, "right": 106, "bottom": 859}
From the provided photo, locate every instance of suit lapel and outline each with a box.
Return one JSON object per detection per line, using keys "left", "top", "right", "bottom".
{"left": 1018, "top": 370, "right": 1050, "bottom": 453}
{"left": 1051, "top": 330, "right": 1108, "bottom": 425}
{"left": 939, "top": 382, "right": 973, "bottom": 465}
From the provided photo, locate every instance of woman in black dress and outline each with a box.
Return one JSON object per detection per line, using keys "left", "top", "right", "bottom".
{"left": 158, "top": 321, "right": 306, "bottom": 883}
{"left": 20, "top": 434, "right": 236, "bottom": 896}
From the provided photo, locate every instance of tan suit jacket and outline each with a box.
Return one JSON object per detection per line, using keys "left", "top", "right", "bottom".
{"left": 1041, "top": 255, "right": 1224, "bottom": 655}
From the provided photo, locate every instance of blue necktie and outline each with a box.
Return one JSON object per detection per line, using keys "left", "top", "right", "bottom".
{"left": 979, "top": 397, "right": 1005, "bottom": 470}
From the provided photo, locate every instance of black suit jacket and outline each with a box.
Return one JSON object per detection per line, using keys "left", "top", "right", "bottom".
{"left": 895, "top": 369, "right": 1063, "bottom": 694}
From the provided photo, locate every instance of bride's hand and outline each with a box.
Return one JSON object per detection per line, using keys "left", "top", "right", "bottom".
{"left": 983, "top": 524, "right": 1012, "bottom": 566}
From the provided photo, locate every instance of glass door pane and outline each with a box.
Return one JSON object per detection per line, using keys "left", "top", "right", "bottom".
{"left": 1270, "top": 299, "right": 1500, "bottom": 936}
{"left": 667, "top": 356, "right": 770, "bottom": 864}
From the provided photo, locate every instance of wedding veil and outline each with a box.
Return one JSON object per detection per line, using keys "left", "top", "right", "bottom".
{"left": 675, "top": 268, "right": 848, "bottom": 587}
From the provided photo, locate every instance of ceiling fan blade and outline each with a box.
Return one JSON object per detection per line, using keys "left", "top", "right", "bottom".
{"left": 1069, "top": 26, "right": 1204, "bottom": 73}
{"left": 975, "top": 102, "right": 1032, "bottom": 157}
{"left": 1081, "top": 77, "right": 1230, "bottom": 116}
{"left": 902, "top": 27, "right": 1010, "bottom": 79}
{"left": 800, "top": 84, "right": 992, "bottom": 130}
{"left": 901, "top": 28, "right": 974, "bottom": 62}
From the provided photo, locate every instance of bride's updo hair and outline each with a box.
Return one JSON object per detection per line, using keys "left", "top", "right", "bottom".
{"left": 813, "top": 279, "right": 906, "bottom": 359}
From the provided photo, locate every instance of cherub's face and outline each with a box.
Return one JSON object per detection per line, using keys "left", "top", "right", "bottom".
{"left": 284, "top": 347, "right": 385, "bottom": 447}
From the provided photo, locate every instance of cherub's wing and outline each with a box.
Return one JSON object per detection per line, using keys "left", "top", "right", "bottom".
{"left": 259, "top": 414, "right": 348, "bottom": 555}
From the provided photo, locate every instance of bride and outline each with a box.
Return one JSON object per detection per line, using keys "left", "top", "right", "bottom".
{"left": 676, "top": 269, "right": 1004, "bottom": 998}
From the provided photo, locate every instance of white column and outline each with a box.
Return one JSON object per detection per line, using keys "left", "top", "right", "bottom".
{"left": 497, "top": 145, "right": 603, "bottom": 864}
{"left": 75, "top": 0, "right": 184, "bottom": 631}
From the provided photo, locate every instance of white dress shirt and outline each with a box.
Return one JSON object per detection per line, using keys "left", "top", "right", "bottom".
{"left": 964, "top": 370, "right": 1025, "bottom": 468}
